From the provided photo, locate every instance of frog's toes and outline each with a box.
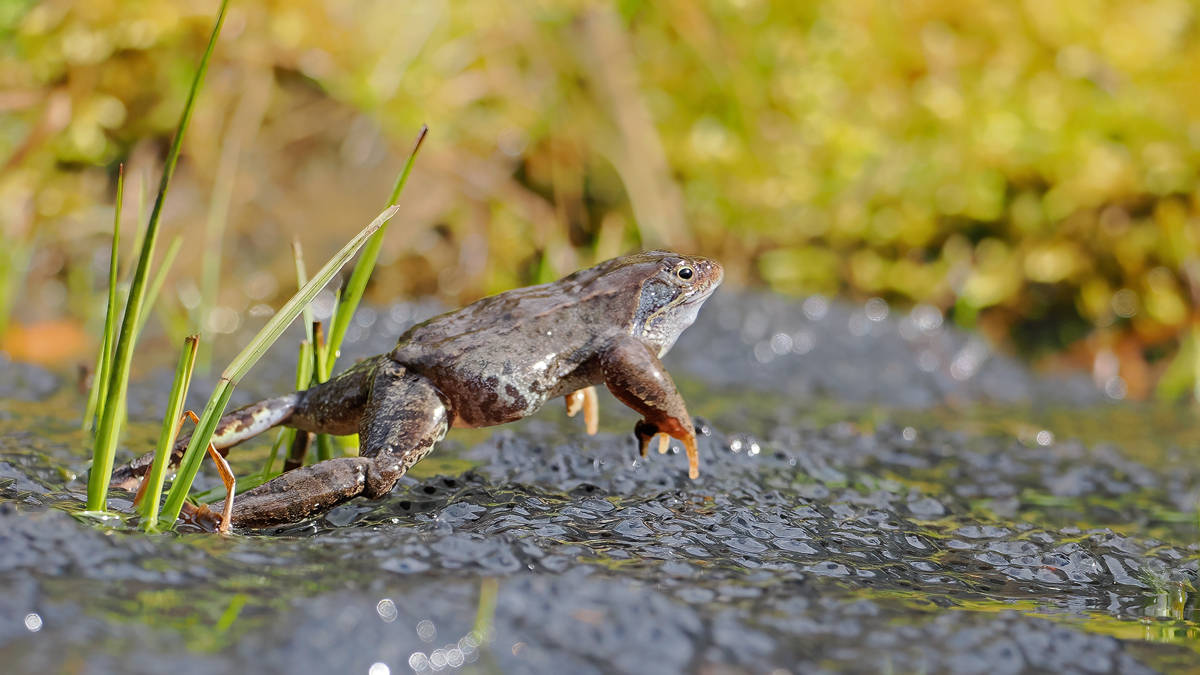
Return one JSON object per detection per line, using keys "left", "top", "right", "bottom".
{"left": 565, "top": 386, "right": 600, "bottom": 436}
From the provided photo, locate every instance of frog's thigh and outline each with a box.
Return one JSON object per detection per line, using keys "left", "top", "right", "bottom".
{"left": 357, "top": 360, "right": 450, "bottom": 498}
{"left": 599, "top": 335, "right": 700, "bottom": 479}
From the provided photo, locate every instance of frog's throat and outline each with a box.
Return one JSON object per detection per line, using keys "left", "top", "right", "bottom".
{"left": 642, "top": 287, "right": 717, "bottom": 358}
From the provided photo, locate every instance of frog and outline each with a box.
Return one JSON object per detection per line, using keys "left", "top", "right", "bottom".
{"left": 110, "top": 249, "right": 723, "bottom": 529}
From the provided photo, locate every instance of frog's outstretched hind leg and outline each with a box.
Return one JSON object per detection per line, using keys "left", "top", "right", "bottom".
{"left": 109, "top": 393, "right": 300, "bottom": 490}
{"left": 108, "top": 356, "right": 386, "bottom": 491}
{"left": 214, "top": 360, "right": 450, "bottom": 529}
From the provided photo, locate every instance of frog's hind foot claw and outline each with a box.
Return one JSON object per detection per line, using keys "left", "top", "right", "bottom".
{"left": 635, "top": 422, "right": 700, "bottom": 480}
{"left": 565, "top": 386, "right": 600, "bottom": 435}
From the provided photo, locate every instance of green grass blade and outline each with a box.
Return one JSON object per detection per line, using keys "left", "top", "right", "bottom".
{"left": 124, "top": 171, "right": 150, "bottom": 284}
{"left": 262, "top": 427, "right": 292, "bottom": 479}
{"left": 223, "top": 206, "right": 398, "bottom": 385}
{"left": 313, "top": 320, "right": 328, "bottom": 384}
{"left": 83, "top": 165, "right": 125, "bottom": 432}
{"left": 319, "top": 289, "right": 339, "bottom": 381}
{"left": 326, "top": 125, "right": 427, "bottom": 371}
{"left": 135, "top": 234, "right": 183, "bottom": 340}
{"left": 140, "top": 334, "right": 199, "bottom": 532}
{"left": 159, "top": 204, "right": 399, "bottom": 525}
{"left": 316, "top": 433, "right": 335, "bottom": 462}
{"left": 82, "top": 333, "right": 109, "bottom": 433}
{"left": 159, "top": 380, "right": 234, "bottom": 523}
{"left": 0, "top": 239, "right": 34, "bottom": 340}
{"left": 263, "top": 337, "right": 312, "bottom": 476}
{"left": 292, "top": 238, "right": 315, "bottom": 345}
{"left": 86, "top": 0, "right": 230, "bottom": 513}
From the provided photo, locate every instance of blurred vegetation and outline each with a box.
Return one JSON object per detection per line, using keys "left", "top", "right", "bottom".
{"left": 3, "top": 0, "right": 1200, "bottom": 399}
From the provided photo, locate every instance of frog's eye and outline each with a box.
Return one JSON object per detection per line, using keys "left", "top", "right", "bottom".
{"left": 677, "top": 267, "right": 694, "bottom": 280}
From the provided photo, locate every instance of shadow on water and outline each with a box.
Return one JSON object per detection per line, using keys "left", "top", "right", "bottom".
{"left": 2, "top": 294, "right": 1200, "bottom": 674}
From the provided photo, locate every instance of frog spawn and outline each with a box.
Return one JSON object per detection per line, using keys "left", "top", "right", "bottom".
{"left": 2, "top": 293, "right": 1200, "bottom": 673}
{"left": 7, "top": 405, "right": 1196, "bottom": 673}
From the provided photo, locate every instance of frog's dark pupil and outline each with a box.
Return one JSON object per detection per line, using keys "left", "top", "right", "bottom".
{"left": 678, "top": 268, "right": 694, "bottom": 280}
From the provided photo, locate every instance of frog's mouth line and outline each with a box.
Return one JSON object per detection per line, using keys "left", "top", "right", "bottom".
{"left": 682, "top": 282, "right": 721, "bottom": 307}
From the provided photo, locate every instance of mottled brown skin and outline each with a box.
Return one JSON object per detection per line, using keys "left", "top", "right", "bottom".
{"left": 111, "top": 250, "right": 723, "bottom": 529}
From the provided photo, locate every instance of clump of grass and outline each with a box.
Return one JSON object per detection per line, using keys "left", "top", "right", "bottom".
{"left": 280, "top": 125, "right": 427, "bottom": 467}
{"left": 84, "top": 0, "right": 230, "bottom": 515}
{"left": 159, "top": 204, "right": 400, "bottom": 525}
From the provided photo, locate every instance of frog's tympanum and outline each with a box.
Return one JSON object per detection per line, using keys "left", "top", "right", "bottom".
{"left": 112, "top": 250, "right": 723, "bottom": 529}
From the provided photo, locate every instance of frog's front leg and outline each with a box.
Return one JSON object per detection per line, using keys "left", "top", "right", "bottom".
{"left": 599, "top": 334, "right": 700, "bottom": 479}
{"left": 212, "top": 360, "right": 449, "bottom": 529}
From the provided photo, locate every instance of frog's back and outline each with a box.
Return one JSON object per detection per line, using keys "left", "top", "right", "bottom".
{"left": 388, "top": 259, "right": 638, "bottom": 426}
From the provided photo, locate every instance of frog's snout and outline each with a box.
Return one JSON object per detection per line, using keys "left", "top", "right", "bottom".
{"left": 691, "top": 256, "right": 724, "bottom": 290}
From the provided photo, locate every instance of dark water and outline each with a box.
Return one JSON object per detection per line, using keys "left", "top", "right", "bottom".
{"left": 1, "top": 293, "right": 1198, "bottom": 674}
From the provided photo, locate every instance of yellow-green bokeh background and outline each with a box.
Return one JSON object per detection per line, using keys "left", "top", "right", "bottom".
{"left": 4, "top": 0, "right": 1200, "bottom": 397}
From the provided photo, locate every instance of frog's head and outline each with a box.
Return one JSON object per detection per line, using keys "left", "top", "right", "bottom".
{"left": 625, "top": 249, "right": 724, "bottom": 357}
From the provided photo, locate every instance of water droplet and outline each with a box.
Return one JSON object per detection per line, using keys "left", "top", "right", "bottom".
{"left": 803, "top": 294, "right": 829, "bottom": 320}
{"left": 408, "top": 652, "right": 429, "bottom": 671}
{"left": 848, "top": 314, "right": 870, "bottom": 336}
{"left": 770, "top": 333, "right": 792, "bottom": 354}
{"left": 911, "top": 303, "right": 943, "bottom": 333}
{"left": 865, "top": 297, "right": 889, "bottom": 321}
{"left": 791, "top": 329, "right": 816, "bottom": 354}
{"left": 754, "top": 341, "right": 775, "bottom": 363}
{"left": 1104, "top": 376, "right": 1127, "bottom": 400}
{"left": 918, "top": 350, "right": 940, "bottom": 372}
{"left": 376, "top": 599, "right": 397, "bottom": 622}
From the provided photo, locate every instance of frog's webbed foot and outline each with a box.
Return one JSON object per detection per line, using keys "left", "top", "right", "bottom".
{"left": 599, "top": 335, "right": 700, "bottom": 480}
{"left": 564, "top": 386, "right": 599, "bottom": 435}
{"left": 179, "top": 501, "right": 223, "bottom": 532}
{"left": 211, "top": 360, "right": 449, "bottom": 529}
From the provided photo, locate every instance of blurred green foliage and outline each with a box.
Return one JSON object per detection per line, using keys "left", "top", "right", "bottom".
{"left": 4, "top": 0, "right": 1200, "bottom": 396}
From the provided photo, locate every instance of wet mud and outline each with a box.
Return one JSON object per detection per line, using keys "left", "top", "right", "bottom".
{"left": 1, "top": 294, "right": 1198, "bottom": 674}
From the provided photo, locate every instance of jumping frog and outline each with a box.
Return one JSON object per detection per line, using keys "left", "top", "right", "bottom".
{"left": 111, "top": 249, "right": 723, "bottom": 529}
